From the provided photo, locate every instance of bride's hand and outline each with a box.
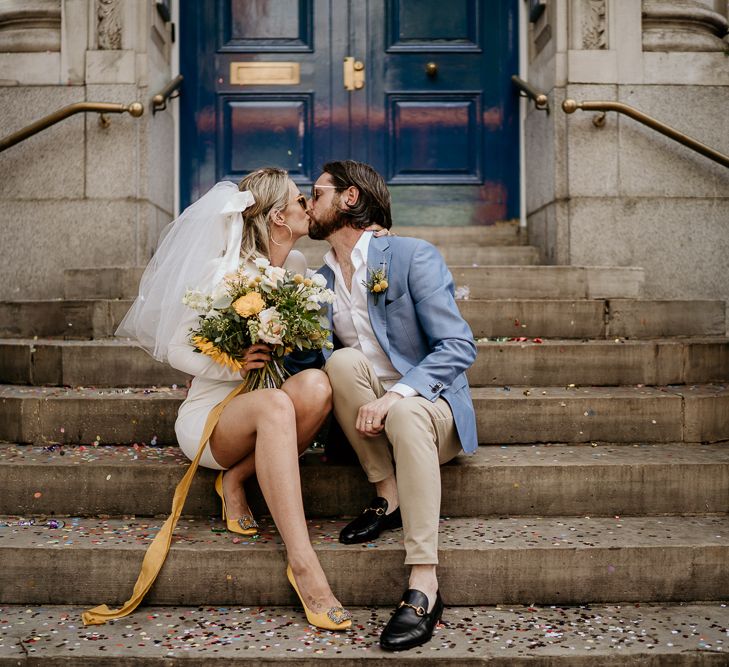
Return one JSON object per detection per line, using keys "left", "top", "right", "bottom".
{"left": 365, "top": 224, "right": 395, "bottom": 238}
{"left": 240, "top": 343, "right": 273, "bottom": 376}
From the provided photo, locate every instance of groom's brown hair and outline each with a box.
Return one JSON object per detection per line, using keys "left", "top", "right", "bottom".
{"left": 322, "top": 160, "right": 392, "bottom": 230}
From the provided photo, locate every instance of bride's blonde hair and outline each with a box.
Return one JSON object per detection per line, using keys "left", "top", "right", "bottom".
{"left": 238, "top": 167, "right": 290, "bottom": 262}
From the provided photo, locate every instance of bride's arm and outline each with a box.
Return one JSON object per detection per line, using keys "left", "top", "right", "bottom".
{"left": 166, "top": 311, "right": 243, "bottom": 382}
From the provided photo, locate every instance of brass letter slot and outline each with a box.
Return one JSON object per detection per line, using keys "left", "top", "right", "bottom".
{"left": 230, "top": 62, "right": 301, "bottom": 86}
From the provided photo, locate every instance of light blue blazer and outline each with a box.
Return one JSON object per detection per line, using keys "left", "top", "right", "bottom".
{"left": 317, "top": 234, "right": 479, "bottom": 454}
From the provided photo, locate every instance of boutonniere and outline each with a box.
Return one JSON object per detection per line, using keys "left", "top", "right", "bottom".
{"left": 362, "top": 263, "right": 388, "bottom": 305}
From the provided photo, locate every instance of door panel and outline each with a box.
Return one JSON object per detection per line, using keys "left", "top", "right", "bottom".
{"left": 180, "top": 0, "right": 519, "bottom": 224}
{"left": 181, "top": 0, "right": 342, "bottom": 205}
{"left": 224, "top": 0, "right": 312, "bottom": 50}
{"left": 387, "top": 94, "right": 482, "bottom": 182}
{"left": 387, "top": 0, "right": 480, "bottom": 50}
{"left": 358, "top": 0, "right": 518, "bottom": 223}
{"left": 221, "top": 96, "right": 313, "bottom": 176}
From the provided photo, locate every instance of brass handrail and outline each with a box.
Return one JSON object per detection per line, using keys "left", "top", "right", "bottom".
{"left": 152, "top": 74, "right": 183, "bottom": 115}
{"left": 511, "top": 75, "right": 549, "bottom": 112}
{"left": 563, "top": 99, "right": 729, "bottom": 169}
{"left": 0, "top": 101, "right": 144, "bottom": 154}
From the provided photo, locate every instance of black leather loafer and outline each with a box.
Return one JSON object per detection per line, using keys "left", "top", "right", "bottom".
{"left": 380, "top": 588, "right": 443, "bottom": 651}
{"left": 338, "top": 497, "right": 402, "bottom": 544}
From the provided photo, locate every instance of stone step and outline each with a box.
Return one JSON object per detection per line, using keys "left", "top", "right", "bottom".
{"left": 472, "top": 384, "right": 728, "bottom": 445}
{"left": 472, "top": 337, "right": 729, "bottom": 387}
{"left": 1, "top": 384, "right": 726, "bottom": 445}
{"left": 0, "top": 299, "right": 129, "bottom": 339}
{"left": 389, "top": 222, "right": 528, "bottom": 246}
{"left": 1, "top": 298, "right": 724, "bottom": 340}
{"left": 65, "top": 263, "right": 641, "bottom": 301}
{"left": 0, "top": 338, "right": 189, "bottom": 387}
{"left": 301, "top": 244, "right": 541, "bottom": 268}
{"left": 453, "top": 265, "right": 644, "bottom": 299}
{"left": 64, "top": 266, "right": 144, "bottom": 300}
{"left": 462, "top": 299, "right": 726, "bottom": 339}
{"left": 2, "top": 443, "right": 727, "bottom": 519}
{"left": 3, "top": 337, "right": 727, "bottom": 388}
{"left": 297, "top": 222, "right": 527, "bottom": 251}
{"left": 1, "top": 602, "right": 727, "bottom": 664}
{"left": 2, "top": 514, "right": 728, "bottom": 606}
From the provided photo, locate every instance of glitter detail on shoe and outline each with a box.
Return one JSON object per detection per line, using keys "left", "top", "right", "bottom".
{"left": 327, "top": 607, "right": 352, "bottom": 624}
{"left": 236, "top": 515, "right": 258, "bottom": 531}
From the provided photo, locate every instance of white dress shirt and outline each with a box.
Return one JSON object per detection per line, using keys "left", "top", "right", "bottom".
{"left": 323, "top": 232, "right": 417, "bottom": 398}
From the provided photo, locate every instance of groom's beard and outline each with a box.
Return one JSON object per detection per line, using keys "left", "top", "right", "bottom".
{"left": 308, "top": 204, "right": 350, "bottom": 241}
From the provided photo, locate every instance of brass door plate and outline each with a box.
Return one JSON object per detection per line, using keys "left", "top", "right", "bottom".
{"left": 230, "top": 62, "right": 301, "bottom": 86}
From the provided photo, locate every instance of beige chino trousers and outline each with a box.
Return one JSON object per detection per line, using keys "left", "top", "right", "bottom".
{"left": 325, "top": 348, "right": 462, "bottom": 564}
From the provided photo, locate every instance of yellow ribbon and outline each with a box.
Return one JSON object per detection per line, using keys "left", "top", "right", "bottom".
{"left": 82, "top": 382, "right": 245, "bottom": 626}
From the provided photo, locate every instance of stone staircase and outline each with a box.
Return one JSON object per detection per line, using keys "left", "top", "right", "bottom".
{"left": 1, "top": 223, "right": 728, "bottom": 664}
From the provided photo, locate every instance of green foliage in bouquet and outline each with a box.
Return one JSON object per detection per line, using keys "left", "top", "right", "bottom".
{"left": 182, "top": 258, "right": 334, "bottom": 391}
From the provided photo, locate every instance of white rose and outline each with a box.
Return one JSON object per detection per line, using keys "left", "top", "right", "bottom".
{"left": 257, "top": 307, "right": 285, "bottom": 345}
{"left": 311, "top": 274, "right": 327, "bottom": 288}
{"left": 305, "top": 295, "right": 322, "bottom": 311}
{"left": 308, "top": 288, "right": 335, "bottom": 305}
{"left": 254, "top": 257, "right": 270, "bottom": 271}
{"left": 264, "top": 265, "right": 287, "bottom": 284}
{"left": 182, "top": 289, "right": 211, "bottom": 313}
{"left": 210, "top": 280, "right": 229, "bottom": 302}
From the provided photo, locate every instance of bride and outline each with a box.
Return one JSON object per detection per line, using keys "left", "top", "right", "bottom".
{"left": 111, "top": 168, "right": 350, "bottom": 630}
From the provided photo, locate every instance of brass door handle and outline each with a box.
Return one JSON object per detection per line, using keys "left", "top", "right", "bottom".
{"left": 343, "top": 56, "right": 365, "bottom": 91}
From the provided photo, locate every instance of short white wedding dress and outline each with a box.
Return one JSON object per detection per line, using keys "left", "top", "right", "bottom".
{"left": 168, "top": 250, "right": 308, "bottom": 469}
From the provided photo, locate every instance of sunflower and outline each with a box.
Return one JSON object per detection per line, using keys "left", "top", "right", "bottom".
{"left": 192, "top": 335, "right": 244, "bottom": 372}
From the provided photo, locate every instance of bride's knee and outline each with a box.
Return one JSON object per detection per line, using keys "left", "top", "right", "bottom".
{"left": 258, "top": 387, "right": 296, "bottom": 419}
{"left": 289, "top": 369, "right": 332, "bottom": 410}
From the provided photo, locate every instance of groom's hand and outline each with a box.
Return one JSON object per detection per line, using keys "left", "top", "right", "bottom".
{"left": 356, "top": 391, "right": 403, "bottom": 438}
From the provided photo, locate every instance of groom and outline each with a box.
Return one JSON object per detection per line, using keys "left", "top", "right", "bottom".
{"left": 307, "top": 160, "right": 478, "bottom": 651}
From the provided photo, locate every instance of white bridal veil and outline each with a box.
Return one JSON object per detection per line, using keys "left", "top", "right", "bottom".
{"left": 116, "top": 181, "right": 255, "bottom": 362}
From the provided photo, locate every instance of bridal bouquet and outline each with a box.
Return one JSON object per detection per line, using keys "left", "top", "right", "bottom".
{"left": 182, "top": 258, "right": 334, "bottom": 391}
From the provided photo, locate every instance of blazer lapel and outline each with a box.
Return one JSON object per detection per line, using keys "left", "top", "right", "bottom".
{"left": 318, "top": 265, "right": 335, "bottom": 361}
{"left": 366, "top": 236, "right": 392, "bottom": 356}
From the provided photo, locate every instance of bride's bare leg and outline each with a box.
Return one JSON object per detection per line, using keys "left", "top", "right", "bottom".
{"left": 210, "top": 369, "right": 332, "bottom": 516}
{"left": 210, "top": 384, "right": 340, "bottom": 612}
{"left": 280, "top": 369, "right": 333, "bottom": 449}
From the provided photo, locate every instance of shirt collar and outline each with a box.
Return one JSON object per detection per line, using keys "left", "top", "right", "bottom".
{"left": 323, "top": 231, "right": 372, "bottom": 271}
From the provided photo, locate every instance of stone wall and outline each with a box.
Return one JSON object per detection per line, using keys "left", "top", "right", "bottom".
{"left": 0, "top": 0, "right": 174, "bottom": 300}
{"left": 525, "top": 0, "right": 729, "bottom": 325}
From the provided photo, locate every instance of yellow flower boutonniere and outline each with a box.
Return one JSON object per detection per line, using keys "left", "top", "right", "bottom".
{"left": 363, "top": 265, "right": 388, "bottom": 305}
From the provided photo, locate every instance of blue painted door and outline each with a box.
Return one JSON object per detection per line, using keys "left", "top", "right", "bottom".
{"left": 180, "top": 0, "right": 519, "bottom": 224}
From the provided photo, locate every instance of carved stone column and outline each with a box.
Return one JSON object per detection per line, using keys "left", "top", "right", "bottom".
{"left": 642, "top": 0, "right": 729, "bottom": 51}
{"left": 0, "top": 0, "right": 61, "bottom": 52}
{"left": 96, "top": 0, "right": 122, "bottom": 50}
{"left": 580, "top": 0, "right": 608, "bottom": 50}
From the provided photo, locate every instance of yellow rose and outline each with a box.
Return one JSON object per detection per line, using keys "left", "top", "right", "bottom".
{"left": 232, "top": 292, "right": 265, "bottom": 317}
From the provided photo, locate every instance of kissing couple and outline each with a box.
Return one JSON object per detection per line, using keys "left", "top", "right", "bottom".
{"left": 85, "top": 160, "right": 477, "bottom": 652}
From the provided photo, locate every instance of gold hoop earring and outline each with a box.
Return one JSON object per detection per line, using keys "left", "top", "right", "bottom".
{"left": 269, "top": 223, "right": 293, "bottom": 246}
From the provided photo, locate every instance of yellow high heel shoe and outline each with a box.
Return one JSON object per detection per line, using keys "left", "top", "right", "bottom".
{"left": 214, "top": 472, "right": 258, "bottom": 536}
{"left": 286, "top": 565, "right": 352, "bottom": 631}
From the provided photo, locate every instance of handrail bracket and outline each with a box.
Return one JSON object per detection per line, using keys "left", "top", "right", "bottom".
{"left": 563, "top": 99, "right": 729, "bottom": 169}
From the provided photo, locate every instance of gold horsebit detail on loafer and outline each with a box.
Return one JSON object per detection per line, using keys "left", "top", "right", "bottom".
{"left": 236, "top": 515, "right": 258, "bottom": 531}
{"left": 398, "top": 601, "right": 426, "bottom": 616}
{"left": 327, "top": 607, "right": 352, "bottom": 624}
{"left": 366, "top": 507, "right": 385, "bottom": 516}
